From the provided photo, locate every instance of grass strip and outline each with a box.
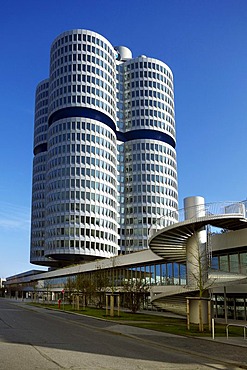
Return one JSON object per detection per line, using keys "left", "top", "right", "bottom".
{"left": 28, "top": 302, "right": 244, "bottom": 338}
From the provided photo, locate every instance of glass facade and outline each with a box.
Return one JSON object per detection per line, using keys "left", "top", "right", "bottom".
{"left": 213, "top": 295, "right": 247, "bottom": 321}
{"left": 212, "top": 249, "right": 247, "bottom": 275}
{"left": 211, "top": 248, "right": 247, "bottom": 320}
{"left": 42, "top": 260, "right": 186, "bottom": 290}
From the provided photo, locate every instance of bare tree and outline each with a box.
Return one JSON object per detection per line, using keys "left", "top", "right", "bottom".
{"left": 65, "top": 274, "right": 96, "bottom": 310}
{"left": 64, "top": 277, "right": 75, "bottom": 304}
{"left": 109, "top": 256, "right": 117, "bottom": 293}
{"left": 74, "top": 274, "right": 96, "bottom": 308}
{"left": 123, "top": 279, "right": 148, "bottom": 314}
{"left": 187, "top": 230, "right": 215, "bottom": 332}
{"left": 187, "top": 233, "right": 215, "bottom": 295}
{"left": 94, "top": 264, "right": 109, "bottom": 308}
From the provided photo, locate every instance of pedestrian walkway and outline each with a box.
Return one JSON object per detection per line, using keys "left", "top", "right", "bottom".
{"left": 104, "top": 322, "right": 247, "bottom": 368}
{"left": 3, "top": 298, "right": 247, "bottom": 368}
{"left": 141, "top": 309, "right": 247, "bottom": 347}
{"left": 203, "top": 335, "right": 247, "bottom": 347}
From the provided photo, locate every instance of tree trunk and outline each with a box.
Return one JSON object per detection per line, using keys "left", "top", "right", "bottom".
{"left": 198, "top": 299, "right": 203, "bottom": 332}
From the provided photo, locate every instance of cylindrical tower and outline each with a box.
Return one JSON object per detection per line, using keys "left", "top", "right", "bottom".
{"left": 116, "top": 55, "right": 178, "bottom": 253}
{"left": 45, "top": 30, "right": 119, "bottom": 262}
{"left": 30, "top": 29, "right": 179, "bottom": 266}
{"left": 30, "top": 79, "right": 50, "bottom": 265}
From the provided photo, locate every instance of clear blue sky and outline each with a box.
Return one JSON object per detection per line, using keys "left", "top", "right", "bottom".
{"left": 1, "top": 0, "right": 247, "bottom": 278}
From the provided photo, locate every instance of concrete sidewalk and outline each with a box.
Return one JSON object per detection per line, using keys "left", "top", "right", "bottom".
{"left": 4, "top": 298, "right": 247, "bottom": 368}
{"left": 104, "top": 322, "right": 247, "bottom": 368}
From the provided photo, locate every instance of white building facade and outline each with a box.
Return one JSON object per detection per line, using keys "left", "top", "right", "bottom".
{"left": 30, "top": 29, "right": 178, "bottom": 267}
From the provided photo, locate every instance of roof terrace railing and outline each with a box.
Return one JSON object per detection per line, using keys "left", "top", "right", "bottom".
{"left": 149, "top": 201, "right": 246, "bottom": 237}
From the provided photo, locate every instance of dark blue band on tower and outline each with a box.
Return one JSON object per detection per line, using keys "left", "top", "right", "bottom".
{"left": 48, "top": 108, "right": 175, "bottom": 148}
{"left": 116, "top": 129, "right": 176, "bottom": 148}
{"left": 48, "top": 107, "right": 116, "bottom": 132}
{"left": 34, "top": 143, "right": 47, "bottom": 155}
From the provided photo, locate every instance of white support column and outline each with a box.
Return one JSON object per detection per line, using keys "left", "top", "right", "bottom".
{"left": 184, "top": 196, "right": 207, "bottom": 288}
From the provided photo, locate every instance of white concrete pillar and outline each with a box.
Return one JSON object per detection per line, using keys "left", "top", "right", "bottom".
{"left": 189, "top": 298, "right": 208, "bottom": 324}
{"left": 184, "top": 196, "right": 207, "bottom": 288}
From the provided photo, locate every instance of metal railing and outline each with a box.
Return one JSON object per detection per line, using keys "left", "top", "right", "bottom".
{"left": 226, "top": 323, "right": 247, "bottom": 340}
{"left": 149, "top": 201, "right": 246, "bottom": 237}
{"left": 212, "top": 319, "right": 247, "bottom": 340}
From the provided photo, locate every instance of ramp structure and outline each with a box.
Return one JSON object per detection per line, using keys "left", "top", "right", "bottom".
{"left": 149, "top": 197, "right": 247, "bottom": 315}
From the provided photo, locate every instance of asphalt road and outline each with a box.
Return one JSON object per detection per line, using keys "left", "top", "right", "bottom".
{"left": 0, "top": 298, "right": 246, "bottom": 370}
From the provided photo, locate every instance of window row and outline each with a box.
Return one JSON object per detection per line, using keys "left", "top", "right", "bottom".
{"left": 31, "top": 210, "right": 45, "bottom": 219}
{"left": 50, "top": 119, "right": 113, "bottom": 135}
{"left": 32, "top": 173, "right": 45, "bottom": 183}
{"left": 124, "top": 105, "right": 174, "bottom": 119}
{"left": 50, "top": 62, "right": 115, "bottom": 88}
{"left": 32, "top": 191, "right": 45, "bottom": 201}
{"left": 126, "top": 168, "right": 177, "bottom": 181}
{"left": 47, "top": 178, "right": 117, "bottom": 197}
{"left": 49, "top": 88, "right": 115, "bottom": 112}
{"left": 35, "top": 107, "right": 48, "bottom": 119}
{"left": 47, "top": 143, "right": 117, "bottom": 162}
{"left": 47, "top": 171, "right": 116, "bottom": 193}
{"left": 125, "top": 194, "right": 178, "bottom": 205}
{"left": 123, "top": 78, "right": 173, "bottom": 99}
{"left": 125, "top": 183, "right": 178, "bottom": 198}
{"left": 49, "top": 120, "right": 115, "bottom": 141}
{"left": 125, "top": 176, "right": 177, "bottom": 192}
{"left": 51, "top": 52, "right": 115, "bottom": 77}
{"left": 46, "top": 215, "right": 117, "bottom": 231}
{"left": 46, "top": 168, "right": 117, "bottom": 190}
{"left": 46, "top": 239, "right": 118, "bottom": 254}
{"left": 126, "top": 119, "right": 175, "bottom": 134}
{"left": 51, "top": 33, "right": 115, "bottom": 61}
{"left": 32, "top": 180, "right": 45, "bottom": 191}
{"left": 49, "top": 97, "right": 115, "bottom": 119}
{"left": 36, "top": 81, "right": 49, "bottom": 94}
{"left": 124, "top": 59, "right": 172, "bottom": 80}
{"left": 35, "top": 98, "right": 48, "bottom": 110}
{"left": 126, "top": 154, "right": 176, "bottom": 169}
{"left": 124, "top": 203, "right": 178, "bottom": 217}
{"left": 36, "top": 89, "right": 49, "bottom": 101}
{"left": 34, "top": 116, "right": 48, "bottom": 128}
{"left": 46, "top": 202, "right": 118, "bottom": 219}
{"left": 126, "top": 142, "right": 176, "bottom": 159}
{"left": 47, "top": 153, "right": 117, "bottom": 173}
{"left": 123, "top": 214, "right": 177, "bottom": 228}
{"left": 212, "top": 251, "right": 247, "bottom": 275}
{"left": 31, "top": 220, "right": 45, "bottom": 228}
{"left": 49, "top": 83, "right": 114, "bottom": 107}
{"left": 50, "top": 73, "right": 115, "bottom": 99}
{"left": 126, "top": 94, "right": 173, "bottom": 112}
{"left": 31, "top": 230, "right": 45, "bottom": 238}
{"left": 34, "top": 135, "right": 47, "bottom": 147}
{"left": 46, "top": 190, "right": 117, "bottom": 207}
{"left": 46, "top": 227, "right": 117, "bottom": 242}
{"left": 34, "top": 124, "right": 47, "bottom": 135}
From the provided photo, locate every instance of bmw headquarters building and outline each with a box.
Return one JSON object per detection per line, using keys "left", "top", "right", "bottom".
{"left": 5, "top": 30, "right": 247, "bottom": 322}
{"left": 30, "top": 29, "right": 178, "bottom": 267}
